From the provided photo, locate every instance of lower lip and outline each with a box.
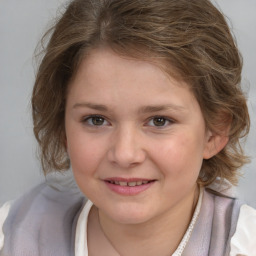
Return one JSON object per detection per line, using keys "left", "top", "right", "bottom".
{"left": 104, "top": 181, "right": 155, "bottom": 196}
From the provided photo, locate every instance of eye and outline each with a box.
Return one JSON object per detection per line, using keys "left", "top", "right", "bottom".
{"left": 147, "top": 116, "right": 173, "bottom": 127}
{"left": 83, "top": 115, "right": 109, "bottom": 126}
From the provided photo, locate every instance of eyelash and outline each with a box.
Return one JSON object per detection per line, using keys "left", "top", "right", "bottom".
{"left": 81, "top": 115, "right": 174, "bottom": 128}
{"left": 81, "top": 115, "right": 110, "bottom": 126}
{"left": 146, "top": 116, "right": 174, "bottom": 128}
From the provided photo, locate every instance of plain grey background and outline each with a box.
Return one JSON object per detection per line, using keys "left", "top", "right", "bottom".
{"left": 0, "top": 0, "right": 255, "bottom": 207}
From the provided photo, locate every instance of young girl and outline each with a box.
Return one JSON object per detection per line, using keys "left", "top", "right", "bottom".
{"left": 0, "top": 0, "right": 255, "bottom": 255}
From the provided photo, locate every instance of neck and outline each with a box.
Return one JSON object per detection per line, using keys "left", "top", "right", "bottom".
{"left": 97, "top": 185, "right": 200, "bottom": 256}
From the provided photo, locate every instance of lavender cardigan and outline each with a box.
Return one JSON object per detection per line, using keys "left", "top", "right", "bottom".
{"left": 1, "top": 183, "right": 241, "bottom": 256}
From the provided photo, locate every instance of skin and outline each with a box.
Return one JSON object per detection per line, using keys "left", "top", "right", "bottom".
{"left": 65, "top": 48, "right": 226, "bottom": 255}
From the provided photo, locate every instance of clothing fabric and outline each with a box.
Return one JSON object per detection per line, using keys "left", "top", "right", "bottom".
{"left": 0, "top": 181, "right": 256, "bottom": 256}
{"left": 75, "top": 186, "right": 203, "bottom": 256}
{"left": 0, "top": 202, "right": 10, "bottom": 251}
{"left": 230, "top": 204, "right": 256, "bottom": 255}
{"left": 74, "top": 188, "right": 256, "bottom": 256}
{"left": 1, "top": 183, "right": 84, "bottom": 256}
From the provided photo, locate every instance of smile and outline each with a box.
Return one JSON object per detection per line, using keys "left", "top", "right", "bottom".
{"left": 107, "top": 180, "right": 151, "bottom": 186}
{"left": 104, "top": 178, "right": 156, "bottom": 196}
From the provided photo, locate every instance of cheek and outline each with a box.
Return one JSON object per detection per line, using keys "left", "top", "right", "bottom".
{"left": 153, "top": 133, "right": 204, "bottom": 176}
{"left": 67, "top": 136, "right": 107, "bottom": 197}
{"left": 67, "top": 133, "right": 106, "bottom": 175}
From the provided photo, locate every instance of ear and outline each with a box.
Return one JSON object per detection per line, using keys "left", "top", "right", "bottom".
{"left": 203, "top": 130, "right": 229, "bottom": 159}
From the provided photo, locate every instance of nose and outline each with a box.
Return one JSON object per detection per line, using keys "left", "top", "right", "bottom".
{"left": 107, "top": 125, "right": 146, "bottom": 168}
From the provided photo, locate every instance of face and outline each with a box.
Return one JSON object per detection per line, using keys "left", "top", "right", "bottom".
{"left": 65, "top": 48, "right": 212, "bottom": 225}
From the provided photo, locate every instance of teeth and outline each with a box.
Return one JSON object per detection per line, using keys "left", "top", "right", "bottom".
{"left": 109, "top": 180, "right": 151, "bottom": 186}
{"left": 127, "top": 182, "right": 136, "bottom": 187}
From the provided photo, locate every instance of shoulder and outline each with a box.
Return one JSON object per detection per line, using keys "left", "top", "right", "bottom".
{"left": 203, "top": 182, "right": 255, "bottom": 255}
{"left": 230, "top": 204, "right": 256, "bottom": 255}
{"left": 0, "top": 175, "right": 85, "bottom": 255}
{"left": 5, "top": 179, "right": 85, "bottom": 227}
{"left": 0, "top": 201, "right": 12, "bottom": 251}
{"left": 205, "top": 182, "right": 256, "bottom": 255}
{"left": 5, "top": 172, "right": 84, "bottom": 223}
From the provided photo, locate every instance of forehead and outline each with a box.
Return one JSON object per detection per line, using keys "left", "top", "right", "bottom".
{"left": 70, "top": 47, "right": 189, "bottom": 91}
{"left": 66, "top": 47, "right": 200, "bottom": 114}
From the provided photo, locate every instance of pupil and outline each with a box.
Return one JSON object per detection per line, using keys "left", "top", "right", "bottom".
{"left": 92, "top": 117, "right": 104, "bottom": 125}
{"left": 153, "top": 117, "right": 165, "bottom": 126}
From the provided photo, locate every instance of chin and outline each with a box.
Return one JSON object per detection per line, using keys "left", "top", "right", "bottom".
{"left": 103, "top": 205, "right": 154, "bottom": 225}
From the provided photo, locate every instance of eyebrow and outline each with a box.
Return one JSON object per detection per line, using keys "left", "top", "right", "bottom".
{"left": 73, "top": 102, "right": 186, "bottom": 113}
{"left": 73, "top": 102, "right": 108, "bottom": 111}
{"left": 138, "top": 104, "right": 186, "bottom": 114}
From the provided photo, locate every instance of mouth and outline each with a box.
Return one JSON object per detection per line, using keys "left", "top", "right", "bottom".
{"left": 104, "top": 178, "right": 156, "bottom": 195}
{"left": 106, "top": 180, "right": 154, "bottom": 187}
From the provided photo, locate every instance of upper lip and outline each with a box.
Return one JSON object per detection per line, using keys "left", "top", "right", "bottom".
{"left": 104, "top": 177, "right": 154, "bottom": 182}
{"left": 104, "top": 177, "right": 156, "bottom": 186}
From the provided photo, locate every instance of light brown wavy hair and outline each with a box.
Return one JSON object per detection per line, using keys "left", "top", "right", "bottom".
{"left": 32, "top": 0, "right": 250, "bottom": 186}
